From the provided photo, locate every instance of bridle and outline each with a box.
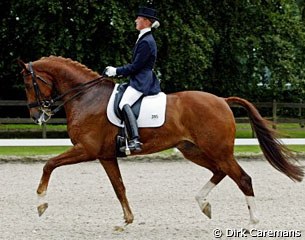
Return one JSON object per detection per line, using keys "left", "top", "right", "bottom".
{"left": 26, "top": 62, "right": 54, "bottom": 108}
{"left": 23, "top": 62, "right": 105, "bottom": 124}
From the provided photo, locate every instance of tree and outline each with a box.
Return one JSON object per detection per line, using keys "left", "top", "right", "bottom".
{"left": 154, "top": 0, "right": 218, "bottom": 92}
{"left": 1, "top": 0, "right": 305, "bottom": 104}
{"left": 203, "top": 1, "right": 305, "bottom": 102}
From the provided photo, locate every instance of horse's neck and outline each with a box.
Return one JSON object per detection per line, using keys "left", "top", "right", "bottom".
{"left": 49, "top": 64, "right": 114, "bottom": 111}
{"left": 39, "top": 58, "right": 112, "bottom": 106}
{"left": 52, "top": 65, "right": 98, "bottom": 94}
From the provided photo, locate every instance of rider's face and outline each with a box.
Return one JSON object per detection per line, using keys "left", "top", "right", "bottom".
{"left": 135, "top": 16, "right": 151, "bottom": 31}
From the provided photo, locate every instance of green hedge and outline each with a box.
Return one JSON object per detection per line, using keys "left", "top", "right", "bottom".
{"left": 1, "top": 1, "right": 305, "bottom": 104}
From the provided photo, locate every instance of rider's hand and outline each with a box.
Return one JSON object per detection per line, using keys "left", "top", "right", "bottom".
{"left": 104, "top": 66, "right": 117, "bottom": 77}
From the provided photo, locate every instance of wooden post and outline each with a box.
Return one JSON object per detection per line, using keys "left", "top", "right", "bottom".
{"left": 272, "top": 99, "right": 277, "bottom": 129}
{"left": 299, "top": 99, "right": 304, "bottom": 128}
{"left": 251, "top": 125, "right": 255, "bottom": 138}
{"left": 42, "top": 123, "right": 47, "bottom": 138}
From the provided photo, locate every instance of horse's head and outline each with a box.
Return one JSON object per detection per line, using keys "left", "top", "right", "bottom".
{"left": 18, "top": 59, "right": 55, "bottom": 125}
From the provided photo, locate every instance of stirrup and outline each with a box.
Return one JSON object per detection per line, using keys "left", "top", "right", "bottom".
{"left": 129, "top": 139, "right": 142, "bottom": 152}
{"left": 119, "top": 139, "right": 142, "bottom": 154}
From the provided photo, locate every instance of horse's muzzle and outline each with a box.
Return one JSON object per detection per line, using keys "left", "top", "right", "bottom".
{"left": 31, "top": 111, "right": 48, "bottom": 125}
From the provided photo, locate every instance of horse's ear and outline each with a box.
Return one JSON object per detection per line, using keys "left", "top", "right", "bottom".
{"left": 17, "top": 59, "right": 27, "bottom": 70}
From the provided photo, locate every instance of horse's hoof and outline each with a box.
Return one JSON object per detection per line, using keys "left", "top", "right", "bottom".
{"left": 124, "top": 217, "right": 133, "bottom": 224}
{"left": 37, "top": 203, "right": 48, "bottom": 217}
{"left": 123, "top": 212, "right": 134, "bottom": 224}
{"left": 250, "top": 217, "right": 259, "bottom": 224}
{"left": 201, "top": 202, "right": 211, "bottom": 219}
{"left": 113, "top": 226, "right": 125, "bottom": 232}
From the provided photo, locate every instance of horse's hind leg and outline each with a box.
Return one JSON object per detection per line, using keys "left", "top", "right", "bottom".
{"left": 177, "top": 142, "right": 226, "bottom": 219}
{"left": 221, "top": 158, "right": 259, "bottom": 224}
{"left": 178, "top": 141, "right": 258, "bottom": 223}
{"left": 195, "top": 170, "right": 226, "bottom": 219}
{"left": 99, "top": 158, "right": 134, "bottom": 224}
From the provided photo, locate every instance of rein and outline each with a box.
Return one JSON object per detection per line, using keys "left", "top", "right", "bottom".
{"left": 26, "top": 62, "right": 105, "bottom": 117}
{"left": 48, "top": 76, "right": 105, "bottom": 115}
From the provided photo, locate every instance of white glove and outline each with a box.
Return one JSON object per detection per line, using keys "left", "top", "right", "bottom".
{"left": 104, "top": 66, "right": 117, "bottom": 77}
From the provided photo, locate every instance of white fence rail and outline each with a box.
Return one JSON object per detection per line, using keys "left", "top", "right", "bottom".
{"left": 0, "top": 138, "right": 305, "bottom": 146}
{"left": 0, "top": 139, "right": 73, "bottom": 146}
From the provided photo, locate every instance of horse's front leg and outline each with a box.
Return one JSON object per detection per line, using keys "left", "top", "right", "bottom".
{"left": 37, "top": 144, "right": 94, "bottom": 216}
{"left": 99, "top": 158, "right": 134, "bottom": 224}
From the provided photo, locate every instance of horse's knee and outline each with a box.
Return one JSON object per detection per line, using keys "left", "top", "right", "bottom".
{"left": 43, "top": 159, "right": 57, "bottom": 173}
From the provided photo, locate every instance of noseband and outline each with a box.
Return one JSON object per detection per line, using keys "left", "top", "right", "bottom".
{"left": 23, "top": 62, "right": 105, "bottom": 121}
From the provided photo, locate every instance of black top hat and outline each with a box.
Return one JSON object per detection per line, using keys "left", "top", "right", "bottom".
{"left": 137, "top": 6, "right": 159, "bottom": 21}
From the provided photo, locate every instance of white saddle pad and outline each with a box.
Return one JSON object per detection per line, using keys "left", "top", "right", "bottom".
{"left": 107, "top": 84, "right": 167, "bottom": 128}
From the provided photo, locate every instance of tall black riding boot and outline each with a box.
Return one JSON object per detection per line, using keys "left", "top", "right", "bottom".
{"left": 121, "top": 104, "right": 142, "bottom": 152}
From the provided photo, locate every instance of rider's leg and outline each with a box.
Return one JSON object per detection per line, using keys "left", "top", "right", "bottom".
{"left": 119, "top": 86, "right": 143, "bottom": 152}
{"left": 119, "top": 86, "right": 143, "bottom": 110}
{"left": 121, "top": 104, "right": 142, "bottom": 152}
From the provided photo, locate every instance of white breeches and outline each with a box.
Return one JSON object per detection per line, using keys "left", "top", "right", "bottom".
{"left": 119, "top": 86, "right": 143, "bottom": 110}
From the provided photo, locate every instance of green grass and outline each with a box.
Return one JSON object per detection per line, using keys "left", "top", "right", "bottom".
{"left": 0, "top": 123, "right": 304, "bottom": 156}
{"left": 0, "top": 145, "right": 304, "bottom": 157}
{"left": 236, "top": 123, "right": 305, "bottom": 138}
{"left": 234, "top": 145, "right": 305, "bottom": 154}
{"left": 0, "top": 124, "right": 67, "bottom": 131}
{"left": 1, "top": 123, "right": 304, "bottom": 136}
{"left": 0, "top": 146, "right": 70, "bottom": 156}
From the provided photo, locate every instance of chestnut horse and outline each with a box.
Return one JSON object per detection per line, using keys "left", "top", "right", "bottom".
{"left": 19, "top": 56, "right": 303, "bottom": 225}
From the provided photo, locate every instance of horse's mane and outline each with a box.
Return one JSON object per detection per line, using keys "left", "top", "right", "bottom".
{"left": 38, "top": 55, "right": 115, "bottom": 85}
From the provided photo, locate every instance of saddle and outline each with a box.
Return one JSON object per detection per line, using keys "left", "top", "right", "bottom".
{"left": 106, "top": 83, "right": 167, "bottom": 157}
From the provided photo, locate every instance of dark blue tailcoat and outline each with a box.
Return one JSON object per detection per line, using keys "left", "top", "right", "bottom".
{"left": 116, "top": 31, "right": 161, "bottom": 96}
